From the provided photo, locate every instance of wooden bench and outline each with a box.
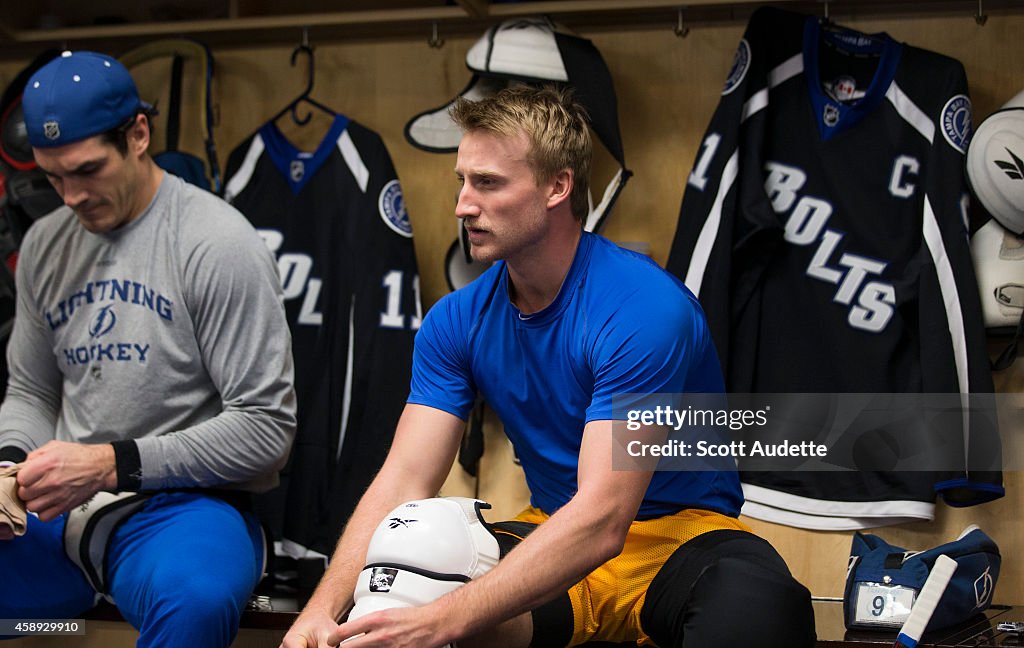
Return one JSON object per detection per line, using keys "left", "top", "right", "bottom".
{"left": 813, "top": 599, "right": 1024, "bottom": 647}
{"left": 5, "top": 594, "right": 297, "bottom": 648}
{"left": 9, "top": 597, "right": 1023, "bottom": 646}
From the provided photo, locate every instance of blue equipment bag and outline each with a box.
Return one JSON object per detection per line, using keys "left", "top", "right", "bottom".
{"left": 844, "top": 525, "right": 1000, "bottom": 633}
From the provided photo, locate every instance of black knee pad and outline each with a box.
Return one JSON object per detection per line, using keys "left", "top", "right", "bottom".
{"left": 490, "top": 521, "right": 539, "bottom": 558}
{"left": 489, "top": 521, "right": 574, "bottom": 648}
{"left": 640, "top": 529, "right": 815, "bottom": 648}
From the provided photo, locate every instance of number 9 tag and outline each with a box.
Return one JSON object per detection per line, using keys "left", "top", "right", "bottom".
{"left": 850, "top": 582, "right": 917, "bottom": 628}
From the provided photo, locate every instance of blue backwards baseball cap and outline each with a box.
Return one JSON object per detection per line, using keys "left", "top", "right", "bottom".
{"left": 22, "top": 50, "right": 150, "bottom": 148}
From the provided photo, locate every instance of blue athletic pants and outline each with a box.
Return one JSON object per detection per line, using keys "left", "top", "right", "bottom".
{"left": 0, "top": 491, "right": 264, "bottom": 648}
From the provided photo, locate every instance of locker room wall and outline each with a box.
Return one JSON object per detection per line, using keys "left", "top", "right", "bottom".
{"left": 0, "top": 8, "right": 1021, "bottom": 605}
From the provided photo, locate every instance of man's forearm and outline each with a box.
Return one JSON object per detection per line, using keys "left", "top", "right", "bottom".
{"left": 425, "top": 420, "right": 651, "bottom": 644}
{"left": 300, "top": 405, "right": 467, "bottom": 623}
{"left": 300, "top": 505, "right": 383, "bottom": 621}
{"left": 132, "top": 405, "right": 295, "bottom": 491}
{"left": 301, "top": 473, "right": 439, "bottom": 621}
{"left": 427, "top": 492, "right": 627, "bottom": 641}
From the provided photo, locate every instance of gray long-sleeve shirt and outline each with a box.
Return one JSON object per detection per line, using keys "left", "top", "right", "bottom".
{"left": 0, "top": 173, "right": 296, "bottom": 492}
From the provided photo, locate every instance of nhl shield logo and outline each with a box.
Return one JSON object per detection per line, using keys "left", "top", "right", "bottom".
{"left": 823, "top": 104, "right": 841, "bottom": 128}
{"left": 290, "top": 160, "right": 305, "bottom": 183}
{"left": 43, "top": 121, "right": 61, "bottom": 141}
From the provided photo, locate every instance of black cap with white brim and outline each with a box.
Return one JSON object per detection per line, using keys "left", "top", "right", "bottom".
{"left": 405, "top": 17, "right": 631, "bottom": 237}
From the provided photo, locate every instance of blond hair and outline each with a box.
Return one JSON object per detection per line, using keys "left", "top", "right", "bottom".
{"left": 451, "top": 85, "right": 592, "bottom": 223}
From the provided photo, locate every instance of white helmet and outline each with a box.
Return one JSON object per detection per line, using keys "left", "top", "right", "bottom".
{"left": 970, "top": 217, "right": 1024, "bottom": 328}
{"left": 348, "top": 497, "right": 500, "bottom": 624}
{"left": 966, "top": 89, "right": 1024, "bottom": 233}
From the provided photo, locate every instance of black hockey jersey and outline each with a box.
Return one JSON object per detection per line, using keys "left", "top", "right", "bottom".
{"left": 666, "top": 7, "right": 1002, "bottom": 529}
{"left": 224, "top": 115, "right": 421, "bottom": 554}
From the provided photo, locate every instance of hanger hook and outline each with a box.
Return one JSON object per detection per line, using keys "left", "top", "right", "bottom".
{"left": 289, "top": 30, "right": 315, "bottom": 126}
{"left": 674, "top": 8, "right": 690, "bottom": 38}
{"left": 975, "top": 0, "right": 988, "bottom": 25}
{"left": 428, "top": 21, "right": 445, "bottom": 49}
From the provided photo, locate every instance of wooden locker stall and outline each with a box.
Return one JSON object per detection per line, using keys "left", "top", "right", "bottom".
{"left": 0, "top": 3, "right": 1022, "bottom": 645}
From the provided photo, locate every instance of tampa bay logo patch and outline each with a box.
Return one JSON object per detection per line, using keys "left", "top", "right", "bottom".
{"left": 722, "top": 39, "right": 751, "bottom": 96}
{"left": 941, "top": 94, "right": 972, "bottom": 154}
{"left": 378, "top": 179, "right": 412, "bottom": 238}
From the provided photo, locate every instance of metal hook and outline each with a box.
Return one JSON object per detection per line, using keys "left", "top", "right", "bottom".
{"left": 428, "top": 21, "right": 445, "bottom": 49}
{"left": 289, "top": 32, "right": 315, "bottom": 126}
{"left": 975, "top": 0, "right": 988, "bottom": 25}
{"left": 674, "top": 8, "right": 690, "bottom": 38}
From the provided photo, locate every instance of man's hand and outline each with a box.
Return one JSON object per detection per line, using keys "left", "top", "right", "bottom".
{"left": 17, "top": 441, "right": 117, "bottom": 521}
{"left": 279, "top": 609, "right": 343, "bottom": 648}
{"left": 280, "top": 405, "right": 468, "bottom": 648}
{"left": 327, "top": 606, "right": 452, "bottom": 648}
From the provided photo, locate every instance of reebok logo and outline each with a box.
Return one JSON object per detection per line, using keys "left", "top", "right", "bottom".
{"left": 387, "top": 517, "right": 416, "bottom": 529}
{"left": 995, "top": 147, "right": 1024, "bottom": 180}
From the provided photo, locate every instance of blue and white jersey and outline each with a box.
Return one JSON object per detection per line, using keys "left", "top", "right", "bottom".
{"left": 411, "top": 232, "right": 743, "bottom": 519}
{"left": 666, "top": 7, "right": 1001, "bottom": 529}
{"left": 224, "top": 115, "right": 421, "bottom": 554}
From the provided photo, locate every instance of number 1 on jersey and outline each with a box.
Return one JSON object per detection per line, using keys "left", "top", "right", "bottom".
{"left": 688, "top": 133, "right": 722, "bottom": 191}
{"left": 380, "top": 270, "right": 423, "bottom": 330}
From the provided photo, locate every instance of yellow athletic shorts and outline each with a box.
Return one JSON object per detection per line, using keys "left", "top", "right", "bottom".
{"left": 508, "top": 506, "right": 751, "bottom": 646}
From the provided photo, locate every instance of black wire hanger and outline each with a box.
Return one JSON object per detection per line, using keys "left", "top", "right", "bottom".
{"left": 272, "top": 32, "right": 336, "bottom": 126}
{"left": 819, "top": 0, "right": 834, "bottom": 27}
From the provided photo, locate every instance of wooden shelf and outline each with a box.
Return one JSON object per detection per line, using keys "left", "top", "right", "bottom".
{"left": 0, "top": 0, "right": 1021, "bottom": 57}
